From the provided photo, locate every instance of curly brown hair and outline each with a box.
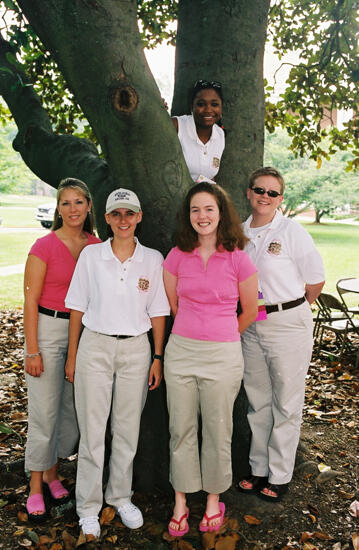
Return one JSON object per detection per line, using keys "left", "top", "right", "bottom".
{"left": 176, "top": 182, "right": 248, "bottom": 252}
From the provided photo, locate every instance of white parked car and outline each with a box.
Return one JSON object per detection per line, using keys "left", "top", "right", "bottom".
{"left": 35, "top": 202, "right": 56, "bottom": 228}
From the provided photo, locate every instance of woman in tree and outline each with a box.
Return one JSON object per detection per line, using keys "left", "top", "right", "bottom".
{"left": 163, "top": 182, "right": 258, "bottom": 536}
{"left": 238, "top": 167, "right": 325, "bottom": 502}
{"left": 24, "top": 178, "right": 100, "bottom": 521}
{"left": 64, "top": 188, "right": 170, "bottom": 540}
{"left": 172, "top": 80, "right": 225, "bottom": 182}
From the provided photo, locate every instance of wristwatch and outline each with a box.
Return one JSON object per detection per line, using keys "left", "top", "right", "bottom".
{"left": 153, "top": 354, "right": 163, "bottom": 361}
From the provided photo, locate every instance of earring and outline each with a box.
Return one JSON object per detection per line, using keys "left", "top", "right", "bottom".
{"left": 58, "top": 213, "right": 62, "bottom": 218}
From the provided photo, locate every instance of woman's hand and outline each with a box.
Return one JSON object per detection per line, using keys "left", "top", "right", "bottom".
{"left": 148, "top": 359, "right": 163, "bottom": 390}
{"left": 65, "top": 358, "right": 76, "bottom": 384}
{"left": 25, "top": 354, "right": 44, "bottom": 377}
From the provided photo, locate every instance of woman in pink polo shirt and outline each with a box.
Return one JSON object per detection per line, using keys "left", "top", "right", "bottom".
{"left": 163, "top": 182, "right": 258, "bottom": 536}
{"left": 23, "top": 178, "right": 100, "bottom": 522}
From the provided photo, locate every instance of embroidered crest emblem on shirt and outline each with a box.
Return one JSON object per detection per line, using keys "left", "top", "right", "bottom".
{"left": 212, "top": 157, "right": 220, "bottom": 168}
{"left": 267, "top": 240, "right": 281, "bottom": 255}
{"left": 137, "top": 277, "right": 149, "bottom": 292}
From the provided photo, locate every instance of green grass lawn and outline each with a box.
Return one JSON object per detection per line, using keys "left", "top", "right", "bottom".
{"left": 0, "top": 219, "right": 358, "bottom": 309}
{"left": 0, "top": 193, "right": 55, "bottom": 228}
{"left": 303, "top": 222, "right": 359, "bottom": 304}
{"left": 0, "top": 231, "right": 45, "bottom": 267}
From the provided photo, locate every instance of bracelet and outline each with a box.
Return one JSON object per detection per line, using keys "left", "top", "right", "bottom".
{"left": 153, "top": 353, "right": 163, "bottom": 361}
{"left": 25, "top": 351, "right": 41, "bottom": 358}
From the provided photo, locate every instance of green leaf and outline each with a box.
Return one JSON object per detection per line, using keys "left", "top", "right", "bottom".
{"left": 0, "top": 422, "right": 14, "bottom": 434}
{"left": 0, "top": 66, "right": 15, "bottom": 76}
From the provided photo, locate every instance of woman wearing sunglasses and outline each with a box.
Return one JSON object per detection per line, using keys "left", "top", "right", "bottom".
{"left": 238, "top": 166, "right": 325, "bottom": 502}
{"left": 172, "top": 80, "right": 225, "bottom": 182}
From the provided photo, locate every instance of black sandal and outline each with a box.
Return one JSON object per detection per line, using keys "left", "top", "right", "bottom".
{"left": 237, "top": 475, "right": 268, "bottom": 494}
{"left": 258, "top": 483, "right": 288, "bottom": 502}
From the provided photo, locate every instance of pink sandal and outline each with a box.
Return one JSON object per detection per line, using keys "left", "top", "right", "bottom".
{"left": 168, "top": 511, "right": 189, "bottom": 537}
{"left": 199, "top": 502, "right": 225, "bottom": 533}
{"left": 26, "top": 493, "right": 46, "bottom": 523}
{"left": 44, "top": 480, "right": 69, "bottom": 502}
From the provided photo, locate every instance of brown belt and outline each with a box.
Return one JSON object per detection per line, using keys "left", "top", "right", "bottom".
{"left": 265, "top": 296, "right": 306, "bottom": 314}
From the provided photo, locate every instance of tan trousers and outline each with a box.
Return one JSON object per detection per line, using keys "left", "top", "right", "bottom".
{"left": 241, "top": 301, "right": 313, "bottom": 485}
{"left": 25, "top": 313, "right": 79, "bottom": 471}
{"left": 164, "top": 334, "right": 243, "bottom": 495}
{"left": 74, "top": 329, "right": 151, "bottom": 518}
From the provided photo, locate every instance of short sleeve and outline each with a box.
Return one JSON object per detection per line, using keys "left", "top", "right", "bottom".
{"left": 163, "top": 247, "right": 182, "bottom": 277}
{"left": 287, "top": 224, "right": 325, "bottom": 284}
{"left": 232, "top": 249, "right": 257, "bottom": 282}
{"left": 29, "top": 235, "right": 51, "bottom": 264}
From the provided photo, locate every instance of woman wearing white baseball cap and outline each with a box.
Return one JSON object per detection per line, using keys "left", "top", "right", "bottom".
{"left": 65, "top": 188, "right": 170, "bottom": 540}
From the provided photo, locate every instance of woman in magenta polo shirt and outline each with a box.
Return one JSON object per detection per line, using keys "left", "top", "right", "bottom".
{"left": 163, "top": 182, "right": 258, "bottom": 536}
{"left": 23, "top": 178, "right": 100, "bottom": 522}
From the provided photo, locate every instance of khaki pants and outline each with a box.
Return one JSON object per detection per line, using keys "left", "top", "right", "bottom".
{"left": 164, "top": 334, "right": 243, "bottom": 495}
{"left": 241, "top": 301, "right": 313, "bottom": 485}
{"left": 74, "top": 329, "right": 151, "bottom": 517}
{"left": 25, "top": 313, "right": 79, "bottom": 471}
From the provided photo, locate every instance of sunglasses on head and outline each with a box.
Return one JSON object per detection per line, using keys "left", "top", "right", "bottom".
{"left": 194, "top": 79, "right": 222, "bottom": 90}
{"left": 250, "top": 186, "right": 282, "bottom": 198}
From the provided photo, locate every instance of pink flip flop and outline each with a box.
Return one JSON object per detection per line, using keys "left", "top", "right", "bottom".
{"left": 168, "top": 511, "right": 189, "bottom": 537}
{"left": 44, "top": 480, "right": 69, "bottom": 502}
{"left": 199, "top": 501, "right": 225, "bottom": 533}
{"left": 26, "top": 493, "right": 46, "bottom": 523}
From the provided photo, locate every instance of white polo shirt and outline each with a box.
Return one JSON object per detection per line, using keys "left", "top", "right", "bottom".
{"left": 65, "top": 238, "right": 170, "bottom": 335}
{"left": 175, "top": 114, "right": 225, "bottom": 181}
{"left": 243, "top": 211, "right": 325, "bottom": 305}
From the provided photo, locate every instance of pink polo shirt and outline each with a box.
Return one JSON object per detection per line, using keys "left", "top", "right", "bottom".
{"left": 29, "top": 231, "right": 101, "bottom": 312}
{"left": 163, "top": 246, "right": 257, "bottom": 342}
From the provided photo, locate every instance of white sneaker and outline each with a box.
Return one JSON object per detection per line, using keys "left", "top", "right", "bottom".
{"left": 79, "top": 516, "right": 101, "bottom": 538}
{"left": 116, "top": 502, "right": 143, "bottom": 529}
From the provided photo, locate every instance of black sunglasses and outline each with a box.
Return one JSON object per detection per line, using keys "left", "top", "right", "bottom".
{"left": 194, "top": 80, "right": 222, "bottom": 90}
{"left": 250, "top": 186, "right": 282, "bottom": 198}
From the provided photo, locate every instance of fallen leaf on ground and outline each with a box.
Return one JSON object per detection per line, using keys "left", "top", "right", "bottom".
{"left": 338, "top": 490, "right": 355, "bottom": 499}
{"left": 62, "top": 529, "right": 76, "bottom": 550}
{"left": 352, "top": 533, "right": 359, "bottom": 550}
{"left": 215, "top": 535, "right": 239, "bottom": 550}
{"left": 201, "top": 531, "right": 217, "bottom": 549}
{"left": 244, "top": 514, "right": 261, "bottom": 525}
{"left": 349, "top": 501, "right": 359, "bottom": 518}
{"left": 99, "top": 505, "right": 115, "bottom": 525}
{"left": 17, "top": 510, "right": 28, "bottom": 522}
{"left": 177, "top": 540, "right": 195, "bottom": 550}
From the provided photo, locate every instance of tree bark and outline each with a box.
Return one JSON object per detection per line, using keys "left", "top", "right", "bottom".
{"left": 16, "top": 0, "right": 192, "bottom": 248}
{"left": 172, "top": 0, "right": 270, "bottom": 219}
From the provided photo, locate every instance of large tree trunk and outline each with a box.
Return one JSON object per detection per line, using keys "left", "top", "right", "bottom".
{"left": 1, "top": 1, "right": 270, "bottom": 490}
{"left": 172, "top": 0, "right": 270, "bottom": 219}
{"left": 16, "top": 0, "right": 192, "bottom": 247}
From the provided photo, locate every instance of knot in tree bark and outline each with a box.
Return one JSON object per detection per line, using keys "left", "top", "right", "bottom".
{"left": 113, "top": 86, "right": 138, "bottom": 113}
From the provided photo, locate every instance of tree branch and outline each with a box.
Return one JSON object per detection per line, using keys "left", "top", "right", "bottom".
{"left": 0, "top": 31, "right": 108, "bottom": 192}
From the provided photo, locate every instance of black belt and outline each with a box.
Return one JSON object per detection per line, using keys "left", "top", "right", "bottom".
{"left": 106, "top": 334, "right": 134, "bottom": 339}
{"left": 266, "top": 296, "right": 306, "bottom": 314}
{"left": 38, "top": 305, "right": 70, "bottom": 320}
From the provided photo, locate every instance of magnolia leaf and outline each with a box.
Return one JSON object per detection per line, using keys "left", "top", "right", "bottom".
{"left": 244, "top": 514, "right": 261, "bottom": 525}
{"left": 99, "top": 505, "right": 115, "bottom": 525}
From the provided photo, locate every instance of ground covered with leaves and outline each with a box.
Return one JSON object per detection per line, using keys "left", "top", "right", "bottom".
{"left": 0, "top": 309, "right": 358, "bottom": 550}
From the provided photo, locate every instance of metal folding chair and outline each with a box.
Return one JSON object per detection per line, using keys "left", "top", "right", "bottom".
{"left": 336, "top": 278, "right": 359, "bottom": 316}
{"left": 315, "top": 293, "right": 359, "bottom": 361}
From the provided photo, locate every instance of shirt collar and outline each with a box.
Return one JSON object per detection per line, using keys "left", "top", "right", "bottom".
{"left": 101, "top": 237, "right": 144, "bottom": 262}
{"left": 188, "top": 114, "right": 220, "bottom": 145}
{"left": 189, "top": 246, "right": 227, "bottom": 258}
{"left": 244, "top": 209, "right": 283, "bottom": 233}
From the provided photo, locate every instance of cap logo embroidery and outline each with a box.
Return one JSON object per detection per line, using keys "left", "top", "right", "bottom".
{"left": 137, "top": 277, "right": 149, "bottom": 292}
{"left": 267, "top": 240, "right": 281, "bottom": 255}
{"left": 114, "top": 191, "right": 131, "bottom": 201}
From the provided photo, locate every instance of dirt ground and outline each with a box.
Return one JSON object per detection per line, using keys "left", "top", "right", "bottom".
{"left": 0, "top": 309, "right": 358, "bottom": 550}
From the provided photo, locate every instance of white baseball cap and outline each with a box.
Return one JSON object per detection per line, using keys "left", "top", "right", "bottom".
{"left": 105, "top": 188, "right": 141, "bottom": 214}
